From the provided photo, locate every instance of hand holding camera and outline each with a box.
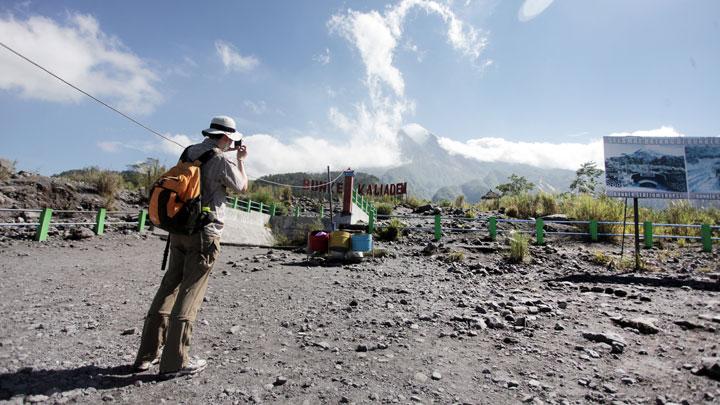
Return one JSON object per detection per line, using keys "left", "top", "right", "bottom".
{"left": 234, "top": 140, "right": 248, "bottom": 161}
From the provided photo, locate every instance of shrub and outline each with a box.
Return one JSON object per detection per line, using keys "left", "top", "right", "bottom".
{"left": 454, "top": 195, "right": 465, "bottom": 209}
{"left": 437, "top": 199, "right": 452, "bottom": 208}
{"left": 95, "top": 171, "right": 123, "bottom": 197}
{"left": 446, "top": 251, "right": 465, "bottom": 263}
{"left": 590, "top": 250, "right": 612, "bottom": 266}
{"left": 537, "top": 192, "right": 558, "bottom": 216}
{"left": 375, "top": 203, "right": 394, "bottom": 216}
{"left": 249, "top": 187, "right": 274, "bottom": 206}
{"left": 279, "top": 186, "right": 292, "bottom": 202}
{"left": 404, "top": 195, "right": 426, "bottom": 209}
{"left": 376, "top": 218, "right": 405, "bottom": 241}
{"left": 0, "top": 158, "right": 15, "bottom": 181}
{"left": 505, "top": 205, "right": 519, "bottom": 218}
{"left": 508, "top": 231, "right": 530, "bottom": 263}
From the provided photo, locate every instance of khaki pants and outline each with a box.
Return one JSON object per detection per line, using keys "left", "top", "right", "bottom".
{"left": 135, "top": 232, "right": 220, "bottom": 373}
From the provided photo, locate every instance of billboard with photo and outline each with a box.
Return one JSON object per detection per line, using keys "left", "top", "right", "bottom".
{"left": 604, "top": 136, "right": 720, "bottom": 199}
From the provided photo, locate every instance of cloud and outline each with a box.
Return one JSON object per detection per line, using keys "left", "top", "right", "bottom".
{"left": 437, "top": 126, "right": 686, "bottom": 171}
{"left": 518, "top": 0, "right": 555, "bottom": 22}
{"left": 96, "top": 133, "right": 202, "bottom": 157}
{"left": 314, "top": 48, "right": 331, "bottom": 65}
{"left": 0, "top": 13, "right": 162, "bottom": 114}
{"left": 243, "top": 100, "right": 267, "bottom": 115}
{"left": 326, "top": 0, "right": 489, "bottom": 167}
{"left": 215, "top": 40, "right": 259, "bottom": 72}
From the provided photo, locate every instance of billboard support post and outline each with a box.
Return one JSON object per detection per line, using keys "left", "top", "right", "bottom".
{"left": 633, "top": 197, "right": 640, "bottom": 271}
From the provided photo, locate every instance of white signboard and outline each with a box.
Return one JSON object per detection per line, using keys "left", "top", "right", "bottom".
{"left": 604, "top": 136, "right": 720, "bottom": 199}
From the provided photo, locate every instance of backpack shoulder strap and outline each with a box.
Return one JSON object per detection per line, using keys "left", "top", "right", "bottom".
{"left": 197, "top": 149, "right": 219, "bottom": 166}
{"left": 179, "top": 147, "right": 191, "bottom": 163}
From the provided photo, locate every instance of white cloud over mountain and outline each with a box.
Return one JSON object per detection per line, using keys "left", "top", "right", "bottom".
{"left": 0, "top": 13, "right": 162, "bottom": 114}
{"left": 438, "top": 126, "right": 686, "bottom": 171}
{"left": 215, "top": 40, "right": 259, "bottom": 72}
{"left": 321, "top": 0, "right": 490, "bottom": 168}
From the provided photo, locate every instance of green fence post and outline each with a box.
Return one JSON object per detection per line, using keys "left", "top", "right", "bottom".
{"left": 701, "top": 224, "right": 712, "bottom": 253}
{"left": 434, "top": 214, "right": 442, "bottom": 241}
{"left": 259, "top": 202, "right": 264, "bottom": 214}
{"left": 271, "top": 203, "right": 277, "bottom": 217}
{"left": 589, "top": 220, "right": 598, "bottom": 242}
{"left": 368, "top": 209, "right": 375, "bottom": 234}
{"left": 35, "top": 207, "right": 52, "bottom": 242}
{"left": 489, "top": 216, "right": 497, "bottom": 241}
{"left": 643, "top": 221, "right": 653, "bottom": 249}
{"left": 535, "top": 218, "right": 545, "bottom": 245}
{"left": 294, "top": 206, "right": 299, "bottom": 218}
{"left": 94, "top": 208, "right": 106, "bottom": 236}
{"left": 137, "top": 209, "right": 147, "bottom": 233}
{"left": 246, "top": 199, "right": 252, "bottom": 213}
{"left": 232, "top": 197, "right": 239, "bottom": 209}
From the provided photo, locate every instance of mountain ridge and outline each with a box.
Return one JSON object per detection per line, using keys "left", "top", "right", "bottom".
{"left": 362, "top": 128, "right": 576, "bottom": 202}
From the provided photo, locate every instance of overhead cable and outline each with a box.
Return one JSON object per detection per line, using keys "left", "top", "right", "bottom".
{"left": 0, "top": 41, "right": 343, "bottom": 188}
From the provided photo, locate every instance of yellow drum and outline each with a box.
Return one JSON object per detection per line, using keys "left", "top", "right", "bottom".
{"left": 328, "top": 231, "right": 351, "bottom": 251}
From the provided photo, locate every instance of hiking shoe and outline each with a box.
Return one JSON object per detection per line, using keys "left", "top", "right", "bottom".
{"left": 159, "top": 359, "right": 208, "bottom": 379}
{"left": 133, "top": 356, "right": 160, "bottom": 372}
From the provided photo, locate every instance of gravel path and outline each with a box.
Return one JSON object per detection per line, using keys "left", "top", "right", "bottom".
{"left": 0, "top": 231, "right": 719, "bottom": 404}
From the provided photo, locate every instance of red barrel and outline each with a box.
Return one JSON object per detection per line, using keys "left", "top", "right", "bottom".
{"left": 307, "top": 230, "right": 329, "bottom": 253}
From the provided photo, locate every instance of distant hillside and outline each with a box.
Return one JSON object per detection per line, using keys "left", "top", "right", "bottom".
{"left": 370, "top": 128, "right": 576, "bottom": 202}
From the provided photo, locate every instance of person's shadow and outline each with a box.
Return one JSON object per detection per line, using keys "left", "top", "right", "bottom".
{"left": 0, "top": 364, "right": 160, "bottom": 400}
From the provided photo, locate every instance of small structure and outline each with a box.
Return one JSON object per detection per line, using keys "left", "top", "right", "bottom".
{"left": 481, "top": 190, "right": 501, "bottom": 200}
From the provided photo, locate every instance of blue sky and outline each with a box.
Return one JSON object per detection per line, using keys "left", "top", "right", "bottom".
{"left": 1, "top": 0, "right": 718, "bottom": 176}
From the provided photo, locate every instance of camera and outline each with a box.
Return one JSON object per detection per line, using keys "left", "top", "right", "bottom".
{"left": 234, "top": 139, "right": 243, "bottom": 149}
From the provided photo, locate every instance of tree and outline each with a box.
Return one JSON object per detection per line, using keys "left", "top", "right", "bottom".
{"left": 123, "top": 158, "right": 166, "bottom": 193}
{"left": 570, "top": 161, "right": 604, "bottom": 194}
{"left": 496, "top": 174, "right": 535, "bottom": 196}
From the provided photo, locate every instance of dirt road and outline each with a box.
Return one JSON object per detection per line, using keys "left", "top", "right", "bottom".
{"left": 0, "top": 232, "right": 719, "bottom": 404}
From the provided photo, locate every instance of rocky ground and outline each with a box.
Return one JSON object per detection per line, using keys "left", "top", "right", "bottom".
{"left": 0, "top": 222, "right": 719, "bottom": 404}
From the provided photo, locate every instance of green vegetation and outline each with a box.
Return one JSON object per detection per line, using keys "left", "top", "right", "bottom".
{"left": 454, "top": 195, "right": 466, "bottom": 209}
{"left": 445, "top": 251, "right": 465, "bottom": 263}
{"left": 375, "top": 203, "right": 394, "bottom": 216}
{"left": 375, "top": 218, "right": 405, "bottom": 241}
{"left": 497, "top": 174, "right": 535, "bottom": 196}
{"left": 404, "top": 195, "right": 428, "bottom": 209}
{"left": 0, "top": 158, "right": 15, "bottom": 181}
{"left": 122, "top": 158, "right": 167, "bottom": 192}
{"left": 508, "top": 231, "right": 530, "bottom": 263}
{"left": 570, "top": 161, "right": 604, "bottom": 195}
{"left": 590, "top": 250, "right": 612, "bottom": 266}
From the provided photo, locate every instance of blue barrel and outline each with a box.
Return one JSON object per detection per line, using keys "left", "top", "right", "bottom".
{"left": 351, "top": 233, "right": 373, "bottom": 252}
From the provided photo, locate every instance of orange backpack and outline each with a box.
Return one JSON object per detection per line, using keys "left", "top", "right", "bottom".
{"left": 148, "top": 148, "right": 217, "bottom": 234}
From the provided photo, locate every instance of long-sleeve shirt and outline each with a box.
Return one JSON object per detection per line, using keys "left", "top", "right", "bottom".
{"left": 184, "top": 138, "right": 246, "bottom": 238}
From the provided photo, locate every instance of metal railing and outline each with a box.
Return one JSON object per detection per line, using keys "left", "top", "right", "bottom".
{"left": 372, "top": 213, "right": 718, "bottom": 252}
{"left": 0, "top": 207, "right": 147, "bottom": 241}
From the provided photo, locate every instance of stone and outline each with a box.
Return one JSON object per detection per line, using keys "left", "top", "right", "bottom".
{"left": 414, "top": 372, "right": 428, "bottom": 383}
{"left": 273, "top": 376, "right": 288, "bottom": 386}
{"left": 582, "top": 330, "right": 626, "bottom": 354}
{"left": 229, "top": 325, "right": 241, "bottom": 334}
{"left": 612, "top": 317, "right": 661, "bottom": 334}
{"left": 695, "top": 357, "right": 720, "bottom": 380}
{"left": 422, "top": 243, "right": 438, "bottom": 256}
{"left": 69, "top": 227, "right": 95, "bottom": 240}
{"left": 431, "top": 371, "right": 442, "bottom": 380}
{"left": 675, "top": 319, "right": 704, "bottom": 330}
{"left": 26, "top": 395, "right": 50, "bottom": 403}
{"left": 554, "top": 322, "right": 565, "bottom": 331}
{"left": 121, "top": 328, "right": 136, "bottom": 336}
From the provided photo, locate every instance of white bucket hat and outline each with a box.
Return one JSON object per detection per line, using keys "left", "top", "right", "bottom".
{"left": 201, "top": 115, "right": 242, "bottom": 141}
